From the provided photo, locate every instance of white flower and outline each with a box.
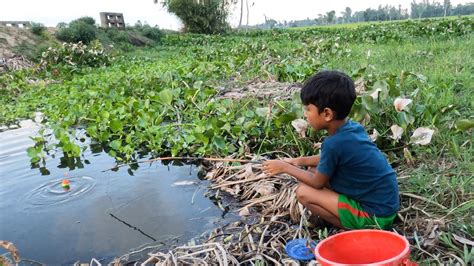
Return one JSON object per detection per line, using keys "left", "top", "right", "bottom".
{"left": 369, "top": 129, "right": 379, "bottom": 142}
{"left": 370, "top": 88, "right": 382, "bottom": 99}
{"left": 410, "top": 127, "right": 434, "bottom": 145}
{"left": 291, "top": 119, "right": 308, "bottom": 138}
{"left": 390, "top": 125, "right": 404, "bottom": 141}
{"left": 394, "top": 97, "right": 412, "bottom": 112}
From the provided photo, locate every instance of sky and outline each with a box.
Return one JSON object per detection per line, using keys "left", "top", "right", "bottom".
{"left": 0, "top": 0, "right": 469, "bottom": 30}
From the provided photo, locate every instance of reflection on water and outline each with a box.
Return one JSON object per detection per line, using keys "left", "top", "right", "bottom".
{"left": 0, "top": 120, "right": 234, "bottom": 264}
{"left": 24, "top": 176, "right": 96, "bottom": 207}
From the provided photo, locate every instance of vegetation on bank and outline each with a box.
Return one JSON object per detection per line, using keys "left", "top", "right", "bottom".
{"left": 0, "top": 17, "right": 473, "bottom": 263}
{"left": 55, "top": 17, "right": 163, "bottom": 50}
{"left": 0, "top": 16, "right": 164, "bottom": 61}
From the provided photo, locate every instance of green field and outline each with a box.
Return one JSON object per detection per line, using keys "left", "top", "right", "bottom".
{"left": 288, "top": 14, "right": 474, "bottom": 30}
{"left": 1, "top": 17, "right": 473, "bottom": 263}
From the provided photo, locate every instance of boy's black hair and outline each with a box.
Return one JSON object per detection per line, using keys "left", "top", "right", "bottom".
{"left": 300, "top": 70, "right": 356, "bottom": 120}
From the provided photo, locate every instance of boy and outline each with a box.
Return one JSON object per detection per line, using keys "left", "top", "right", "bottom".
{"left": 262, "top": 70, "right": 399, "bottom": 229}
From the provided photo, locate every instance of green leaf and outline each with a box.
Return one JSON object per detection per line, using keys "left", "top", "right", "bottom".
{"left": 71, "top": 144, "right": 81, "bottom": 157}
{"left": 27, "top": 147, "right": 39, "bottom": 158}
{"left": 222, "top": 123, "right": 231, "bottom": 132}
{"left": 86, "top": 125, "right": 98, "bottom": 137}
{"left": 245, "top": 110, "right": 255, "bottom": 118}
{"left": 110, "top": 119, "right": 122, "bottom": 133}
{"left": 361, "top": 95, "right": 375, "bottom": 111}
{"left": 125, "top": 134, "right": 132, "bottom": 144}
{"left": 138, "top": 116, "right": 149, "bottom": 128}
{"left": 109, "top": 139, "right": 122, "bottom": 150}
{"left": 101, "top": 111, "right": 110, "bottom": 119}
{"left": 213, "top": 136, "right": 226, "bottom": 150}
{"left": 171, "top": 145, "right": 180, "bottom": 157}
{"left": 350, "top": 104, "right": 366, "bottom": 122}
{"left": 195, "top": 133, "right": 209, "bottom": 145}
{"left": 184, "top": 134, "right": 196, "bottom": 143}
{"left": 231, "top": 125, "right": 242, "bottom": 135}
{"left": 158, "top": 89, "right": 173, "bottom": 105}
{"left": 398, "top": 112, "right": 408, "bottom": 127}
{"left": 455, "top": 119, "right": 474, "bottom": 131}
{"left": 108, "top": 150, "right": 117, "bottom": 158}
{"left": 405, "top": 113, "right": 415, "bottom": 125}
{"left": 54, "top": 127, "right": 67, "bottom": 141}
{"left": 275, "top": 112, "right": 297, "bottom": 127}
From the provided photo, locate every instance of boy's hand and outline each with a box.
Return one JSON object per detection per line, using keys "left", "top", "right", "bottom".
{"left": 262, "top": 160, "right": 290, "bottom": 176}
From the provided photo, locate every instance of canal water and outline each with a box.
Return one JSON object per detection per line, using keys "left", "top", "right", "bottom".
{"left": 0, "top": 120, "right": 232, "bottom": 264}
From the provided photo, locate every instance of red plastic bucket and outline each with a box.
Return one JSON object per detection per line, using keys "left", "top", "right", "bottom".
{"left": 314, "top": 229, "right": 417, "bottom": 265}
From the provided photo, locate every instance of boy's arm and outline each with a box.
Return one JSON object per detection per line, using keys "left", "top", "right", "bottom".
{"left": 262, "top": 160, "right": 329, "bottom": 189}
{"left": 285, "top": 155, "right": 320, "bottom": 167}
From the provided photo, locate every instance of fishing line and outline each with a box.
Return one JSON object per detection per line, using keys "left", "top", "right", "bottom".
{"left": 102, "top": 156, "right": 263, "bottom": 172}
{"left": 109, "top": 213, "right": 157, "bottom": 242}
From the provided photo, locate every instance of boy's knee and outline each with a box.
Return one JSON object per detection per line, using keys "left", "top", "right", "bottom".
{"left": 296, "top": 184, "right": 310, "bottom": 204}
{"left": 296, "top": 183, "right": 327, "bottom": 205}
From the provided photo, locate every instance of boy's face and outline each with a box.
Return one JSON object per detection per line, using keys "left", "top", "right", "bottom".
{"left": 303, "top": 104, "right": 333, "bottom": 131}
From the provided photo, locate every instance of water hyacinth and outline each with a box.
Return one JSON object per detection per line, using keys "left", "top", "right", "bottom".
{"left": 390, "top": 125, "right": 404, "bottom": 141}
{"left": 394, "top": 97, "right": 412, "bottom": 112}
{"left": 291, "top": 119, "right": 308, "bottom": 138}
{"left": 410, "top": 127, "right": 434, "bottom": 145}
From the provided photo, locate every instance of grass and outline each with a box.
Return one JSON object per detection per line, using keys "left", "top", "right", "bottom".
{"left": 322, "top": 34, "right": 473, "bottom": 264}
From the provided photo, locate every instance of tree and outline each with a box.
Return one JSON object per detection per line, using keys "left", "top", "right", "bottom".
{"left": 246, "top": 0, "right": 250, "bottom": 26}
{"left": 388, "top": 6, "right": 397, "bottom": 20}
{"left": 157, "top": 0, "right": 235, "bottom": 34}
{"left": 341, "top": 7, "right": 352, "bottom": 23}
{"left": 56, "top": 17, "right": 97, "bottom": 44}
{"left": 238, "top": 0, "right": 243, "bottom": 27}
{"left": 263, "top": 15, "right": 277, "bottom": 29}
{"left": 443, "top": 0, "right": 451, "bottom": 16}
{"left": 326, "top": 10, "right": 336, "bottom": 24}
{"left": 317, "top": 13, "right": 323, "bottom": 23}
{"left": 451, "top": 2, "right": 474, "bottom": 16}
{"left": 353, "top": 11, "right": 364, "bottom": 22}
{"left": 411, "top": 0, "right": 428, "bottom": 19}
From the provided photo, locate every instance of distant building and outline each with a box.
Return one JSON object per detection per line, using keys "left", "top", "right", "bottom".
{"left": 100, "top": 12, "right": 125, "bottom": 29}
{"left": 0, "top": 21, "right": 31, "bottom": 28}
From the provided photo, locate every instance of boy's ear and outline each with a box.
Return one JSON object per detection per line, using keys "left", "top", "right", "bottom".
{"left": 323, "top": 108, "right": 335, "bottom": 121}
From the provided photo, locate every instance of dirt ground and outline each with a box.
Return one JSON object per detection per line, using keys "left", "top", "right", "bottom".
{"left": 0, "top": 26, "right": 37, "bottom": 57}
